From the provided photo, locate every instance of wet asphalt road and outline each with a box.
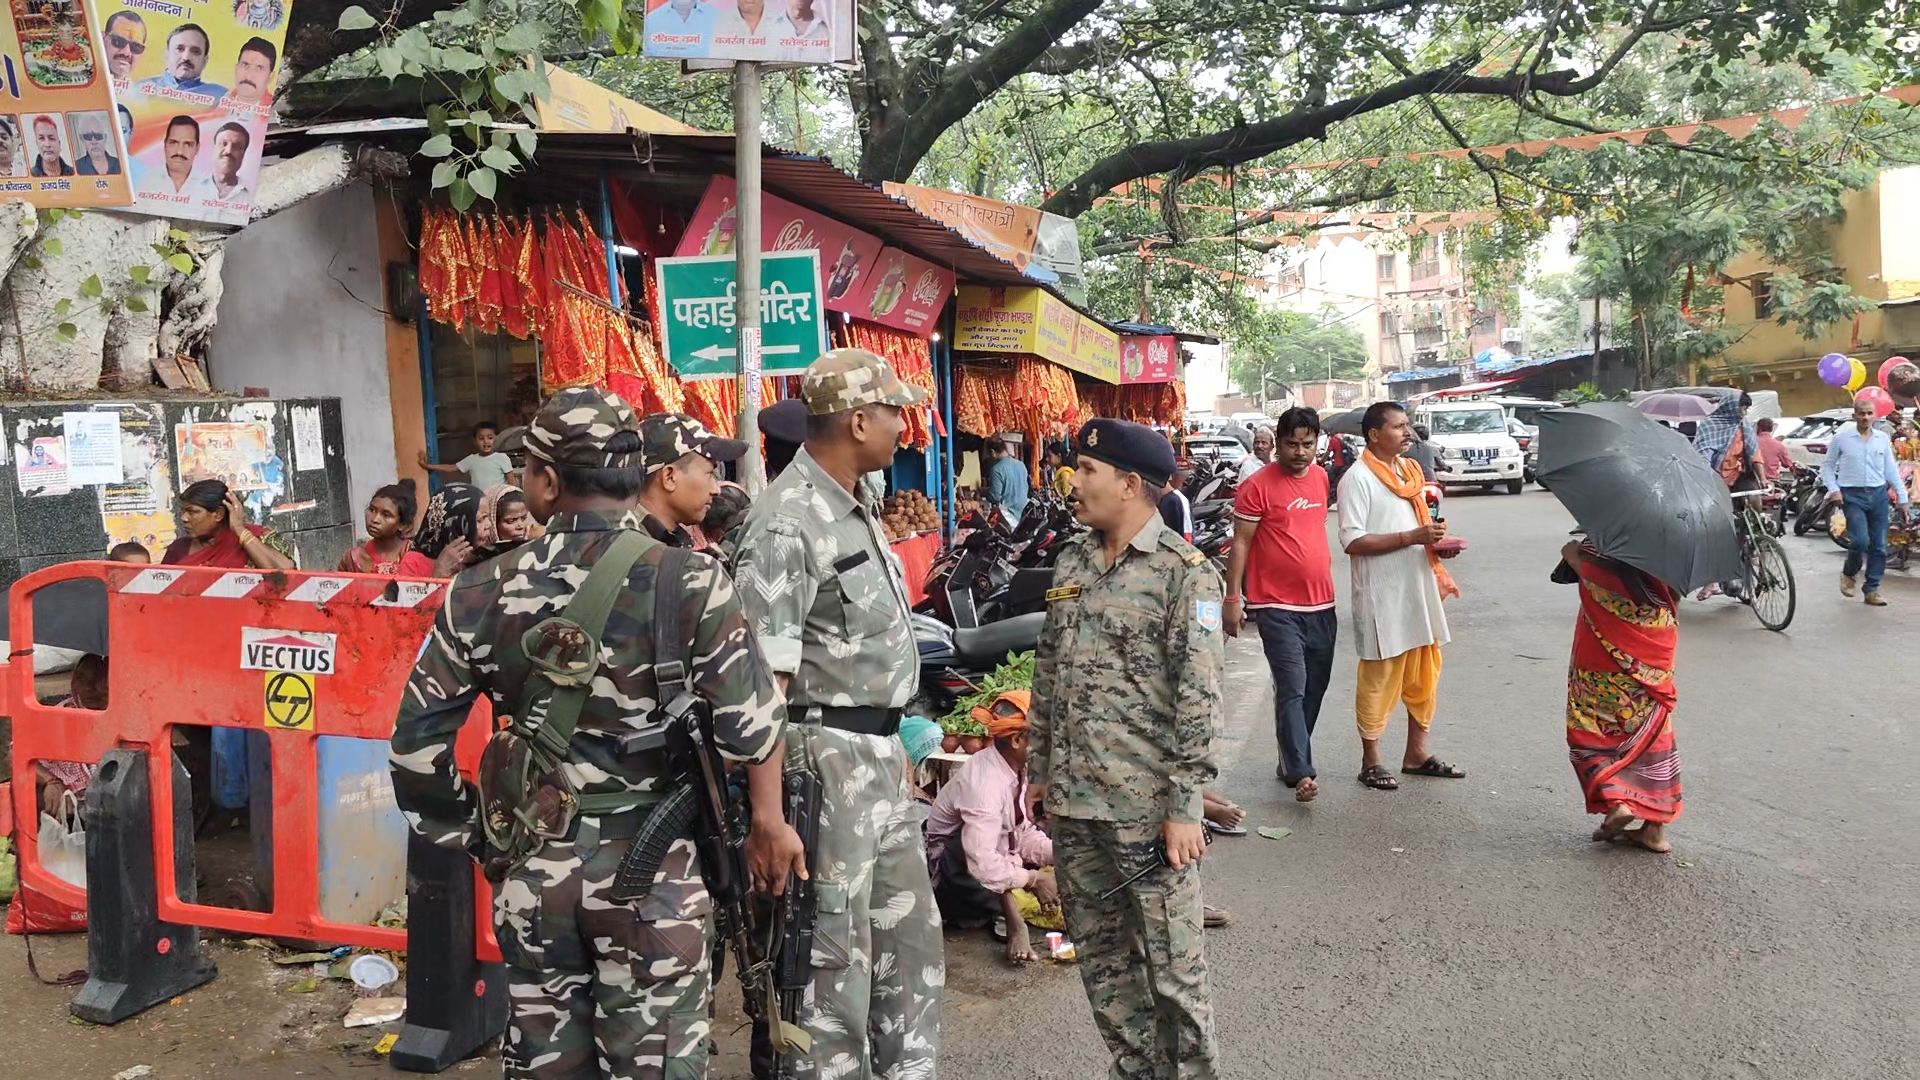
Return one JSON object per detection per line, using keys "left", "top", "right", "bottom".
{"left": 932, "top": 486, "right": 1920, "bottom": 1080}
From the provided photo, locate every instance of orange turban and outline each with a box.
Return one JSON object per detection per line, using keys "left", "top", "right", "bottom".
{"left": 970, "top": 690, "right": 1032, "bottom": 739}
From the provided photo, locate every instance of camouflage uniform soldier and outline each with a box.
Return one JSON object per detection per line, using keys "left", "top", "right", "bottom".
{"left": 1027, "top": 418, "right": 1223, "bottom": 1080}
{"left": 732, "top": 349, "right": 944, "bottom": 1079}
{"left": 390, "top": 387, "right": 791, "bottom": 1080}
{"left": 635, "top": 412, "right": 746, "bottom": 550}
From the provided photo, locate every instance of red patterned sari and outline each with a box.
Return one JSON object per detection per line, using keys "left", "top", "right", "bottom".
{"left": 1567, "top": 551, "right": 1683, "bottom": 823}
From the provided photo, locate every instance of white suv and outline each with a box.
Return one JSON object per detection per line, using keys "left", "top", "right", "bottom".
{"left": 1415, "top": 401, "right": 1526, "bottom": 494}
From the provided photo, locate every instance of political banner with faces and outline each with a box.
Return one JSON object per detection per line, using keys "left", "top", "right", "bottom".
{"left": 106, "top": 0, "right": 289, "bottom": 225}
{"left": 0, "top": 0, "right": 136, "bottom": 208}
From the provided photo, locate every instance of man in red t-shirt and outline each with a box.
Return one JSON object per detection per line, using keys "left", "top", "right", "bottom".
{"left": 1224, "top": 407, "right": 1337, "bottom": 801}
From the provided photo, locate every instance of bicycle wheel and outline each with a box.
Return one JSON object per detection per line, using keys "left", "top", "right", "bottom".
{"left": 1745, "top": 534, "right": 1796, "bottom": 631}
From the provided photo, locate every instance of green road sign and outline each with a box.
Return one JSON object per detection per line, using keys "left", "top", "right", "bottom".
{"left": 656, "top": 252, "right": 829, "bottom": 379}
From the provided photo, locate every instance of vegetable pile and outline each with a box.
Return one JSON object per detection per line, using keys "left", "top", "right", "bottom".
{"left": 939, "top": 650, "right": 1035, "bottom": 734}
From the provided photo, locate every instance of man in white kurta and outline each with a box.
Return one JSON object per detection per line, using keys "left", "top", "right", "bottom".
{"left": 1336, "top": 401, "right": 1465, "bottom": 790}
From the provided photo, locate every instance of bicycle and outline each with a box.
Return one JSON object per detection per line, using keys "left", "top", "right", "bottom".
{"left": 1732, "top": 488, "right": 1795, "bottom": 631}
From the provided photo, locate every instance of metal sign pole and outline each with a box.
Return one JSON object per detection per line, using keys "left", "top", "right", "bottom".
{"left": 734, "top": 60, "right": 766, "bottom": 495}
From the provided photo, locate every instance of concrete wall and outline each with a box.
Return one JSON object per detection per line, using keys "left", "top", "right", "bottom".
{"left": 210, "top": 181, "right": 394, "bottom": 520}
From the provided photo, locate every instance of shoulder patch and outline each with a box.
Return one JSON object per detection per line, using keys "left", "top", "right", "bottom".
{"left": 1195, "top": 600, "right": 1222, "bottom": 632}
{"left": 1183, "top": 549, "right": 1205, "bottom": 567}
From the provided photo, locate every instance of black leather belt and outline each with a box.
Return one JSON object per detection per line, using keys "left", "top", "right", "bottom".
{"left": 805, "top": 706, "right": 903, "bottom": 737}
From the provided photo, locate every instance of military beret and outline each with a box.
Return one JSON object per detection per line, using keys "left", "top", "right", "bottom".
{"left": 1075, "top": 418, "right": 1176, "bottom": 489}
{"left": 524, "top": 386, "right": 642, "bottom": 469}
{"left": 638, "top": 412, "right": 747, "bottom": 474}
{"left": 760, "top": 398, "right": 809, "bottom": 445}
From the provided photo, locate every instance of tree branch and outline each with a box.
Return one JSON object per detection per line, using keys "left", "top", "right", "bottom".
{"left": 858, "top": 0, "right": 1104, "bottom": 182}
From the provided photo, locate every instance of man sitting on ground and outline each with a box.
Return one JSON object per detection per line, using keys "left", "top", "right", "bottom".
{"left": 924, "top": 690, "right": 1060, "bottom": 964}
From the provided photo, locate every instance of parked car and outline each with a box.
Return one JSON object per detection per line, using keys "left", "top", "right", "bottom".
{"left": 1780, "top": 410, "right": 1851, "bottom": 467}
{"left": 1414, "top": 401, "right": 1526, "bottom": 494}
{"left": 1181, "top": 435, "right": 1249, "bottom": 473}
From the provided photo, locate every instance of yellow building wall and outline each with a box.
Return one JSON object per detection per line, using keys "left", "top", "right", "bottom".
{"left": 1704, "top": 176, "right": 1896, "bottom": 416}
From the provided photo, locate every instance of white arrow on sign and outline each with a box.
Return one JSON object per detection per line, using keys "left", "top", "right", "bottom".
{"left": 690, "top": 343, "right": 803, "bottom": 363}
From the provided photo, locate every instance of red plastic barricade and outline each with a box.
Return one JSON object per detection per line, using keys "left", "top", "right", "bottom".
{"left": 6, "top": 562, "right": 505, "bottom": 1068}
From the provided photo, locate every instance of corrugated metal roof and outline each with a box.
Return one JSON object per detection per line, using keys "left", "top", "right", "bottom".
{"left": 264, "top": 124, "right": 1132, "bottom": 330}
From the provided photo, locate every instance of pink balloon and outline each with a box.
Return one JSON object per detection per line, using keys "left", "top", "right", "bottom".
{"left": 1879, "top": 356, "right": 1909, "bottom": 390}
{"left": 1855, "top": 386, "right": 1895, "bottom": 419}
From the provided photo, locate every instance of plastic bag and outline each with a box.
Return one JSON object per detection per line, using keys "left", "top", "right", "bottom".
{"left": 39, "top": 790, "right": 86, "bottom": 889}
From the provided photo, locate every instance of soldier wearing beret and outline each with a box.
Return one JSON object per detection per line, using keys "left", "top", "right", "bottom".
{"left": 390, "top": 387, "right": 799, "bottom": 1079}
{"left": 1027, "top": 417, "right": 1224, "bottom": 1080}
{"left": 732, "top": 348, "right": 944, "bottom": 1079}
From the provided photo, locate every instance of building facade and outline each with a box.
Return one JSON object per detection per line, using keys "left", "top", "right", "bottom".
{"left": 1703, "top": 167, "right": 1920, "bottom": 414}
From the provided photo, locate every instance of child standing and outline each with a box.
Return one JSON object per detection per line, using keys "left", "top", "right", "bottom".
{"left": 418, "top": 420, "right": 514, "bottom": 489}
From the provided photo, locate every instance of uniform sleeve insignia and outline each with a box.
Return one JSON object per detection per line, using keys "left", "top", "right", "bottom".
{"left": 1196, "top": 600, "right": 1221, "bottom": 632}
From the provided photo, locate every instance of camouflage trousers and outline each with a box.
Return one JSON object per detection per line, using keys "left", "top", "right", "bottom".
{"left": 778, "top": 723, "right": 944, "bottom": 1079}
{"left": 493, "top": 821, "right": 713, "bottom": 1079}
{"left": 1053, "top": 817, "right": 1218, "bottom": 1080}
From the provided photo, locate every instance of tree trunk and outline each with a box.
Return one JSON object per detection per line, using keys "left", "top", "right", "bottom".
{"left": 0, "top": 142, "right": 404, "bottom": 393}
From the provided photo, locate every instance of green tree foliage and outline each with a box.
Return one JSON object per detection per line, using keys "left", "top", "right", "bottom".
{"left": 1224, "top": 304, "right": 1370, "bottom": 400}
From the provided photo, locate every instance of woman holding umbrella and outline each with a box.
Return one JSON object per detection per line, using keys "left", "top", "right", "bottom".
{"left": 1555, "top": 538, "right": 1682, "bottom": 852}
{"left": 1538, "top": 403, "right": 1746, "bottom": 853}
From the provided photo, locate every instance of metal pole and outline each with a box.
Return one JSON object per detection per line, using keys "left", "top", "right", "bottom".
{"left": 597, "top": 172, "right": 623, "bottom": 307}
{"left": 1591, "top": 295, "right": 1602, "bottom": 388}
{"left": 734, "top": 61, "right": 767, "bottom": 495}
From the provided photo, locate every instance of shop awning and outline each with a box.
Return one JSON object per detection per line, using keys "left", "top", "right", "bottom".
{"left": 1413, "top": 377, "right": 1521, "bottom": 401}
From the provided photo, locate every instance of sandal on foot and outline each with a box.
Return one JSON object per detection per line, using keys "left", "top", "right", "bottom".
{"left": 1203, "top": 906, "right": 1230, "bottom": 928}
{"left": 1402, "top": 756, "right": 1466, "bottom": 778}
{"left": 1358, "top": 765, "right": 1399, "bottom": 790}
{"left": 1203, "top": 818, "right": 1247, "bottom": 836}
{"left": 1295, "top": 777, "right": 1319, "bottom": 803}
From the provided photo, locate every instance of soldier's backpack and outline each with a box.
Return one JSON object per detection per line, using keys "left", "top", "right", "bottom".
{"left": 475, "top": 529, "right": 656, "bottom": 880}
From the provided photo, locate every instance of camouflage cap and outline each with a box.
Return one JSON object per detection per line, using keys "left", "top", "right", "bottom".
{"left": 800, "top": 348, "right": 930, "bottom": 416}
{"left": 638, "top": 412, "right": 748, "bottom": 474}
{"left": 523, "top": 386, "right": 642, "bottom": 468}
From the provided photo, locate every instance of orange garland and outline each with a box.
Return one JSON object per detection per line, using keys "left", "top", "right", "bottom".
{"left": 1078, "top": 380, "right": 1186, "bottom": 427}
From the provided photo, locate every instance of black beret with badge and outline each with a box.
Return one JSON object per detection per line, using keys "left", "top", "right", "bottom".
{"left": 1075, "top": 418, "right": 1177, "bottom": 489}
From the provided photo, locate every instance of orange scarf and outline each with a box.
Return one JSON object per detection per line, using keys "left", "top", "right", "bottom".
{"left": 1361, "top": 448, "right": 1459, "bottom": 600}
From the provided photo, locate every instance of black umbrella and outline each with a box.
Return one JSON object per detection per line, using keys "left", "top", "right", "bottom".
{"left": 1536, "top": 402, "right": 1741, "bottom": 592}
{"left": 0, "top": 577, "right": 110, "bottom": 656}
{"left": 1322, "top": 408, "right": 1367, "bottom": 437}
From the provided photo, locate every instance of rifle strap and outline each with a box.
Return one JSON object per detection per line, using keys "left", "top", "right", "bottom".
{"left": 524, "top": 528, "right": 651, "bottom": 764}
{"left": 653, "top": 546, "right": 694, "bottom": 709}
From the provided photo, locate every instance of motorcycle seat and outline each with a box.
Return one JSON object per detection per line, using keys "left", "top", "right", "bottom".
{"left": 950, "top": 612, "right": 1046, "bottom": 665}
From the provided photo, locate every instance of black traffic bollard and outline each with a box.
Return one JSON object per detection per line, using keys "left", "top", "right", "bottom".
{"left": 390, "top": 830, "right": 506, "bottom": 1072}
{"left": 72, "top": 748, "right": 218, "bottom": 1023}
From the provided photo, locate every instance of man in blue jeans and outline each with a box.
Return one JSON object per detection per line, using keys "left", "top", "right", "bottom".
{"left": 1224, "top": 407, "right": 1336, "bottom": 801}
{"left": 1822, "top": 399, "right": 1910, "bottom": 607}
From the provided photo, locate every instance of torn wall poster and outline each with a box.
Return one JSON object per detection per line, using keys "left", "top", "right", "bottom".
{"left": 63, "top": 410, "right": 124, "bottom": 485}
{"left": 175, "top": 420, "right": 274, "bottom": 492}
{"left": 100, "top": 403, "right": 176, "bottom": 558}
{"left": 292, "top": 405, "right": 324, "bottom": 472}
{"left": 18, "top": 434, "right": 69, "bottom": 495}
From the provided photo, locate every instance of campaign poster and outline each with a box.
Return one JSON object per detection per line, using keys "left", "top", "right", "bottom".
{"left": 644, "top": 0, "right": 853, "bottom": 66}
{"left": 0, "top": 0, "right": 135, "bottom": 208}
{"left": 109, "top": 0, "right": 291, "bottom": 225}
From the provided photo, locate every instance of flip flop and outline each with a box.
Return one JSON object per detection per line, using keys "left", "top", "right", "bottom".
{"left": 1358, "top": 764, "right": 1399, "bottom": 790}
{"left": 1203, "top": 818, "right": 1247, "bottom": 836}
{"left": 1402, "top": 756, "right": 1466, "bottom": 778}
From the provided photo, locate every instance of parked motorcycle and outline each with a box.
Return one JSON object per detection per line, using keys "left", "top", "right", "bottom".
{"left": 912, "top": 546, "right": 1047, "bottom": 720}
{"left": 1780, "top": 464, "right": 1833, "bottom": 536}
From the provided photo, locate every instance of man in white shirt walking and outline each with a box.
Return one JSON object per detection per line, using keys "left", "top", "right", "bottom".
{"left": 1237, "top": 426, "right": 1274, "bottom": 485}
{"left": 1822, "top": 399, "right": 1912, "bottom": 606}
{"left": 1337, "top": 402, "right": 1464, "bottom": 790}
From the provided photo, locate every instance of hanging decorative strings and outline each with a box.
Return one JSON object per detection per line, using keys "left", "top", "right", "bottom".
{"left": 1079, "top": 380, "right": 1186, "bottom": 427}
{"left": 417, "top": 206, "right": 685, "bottom": 413}
{"left": 954, "top": 357, "right": 1082, "bottom": 447}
